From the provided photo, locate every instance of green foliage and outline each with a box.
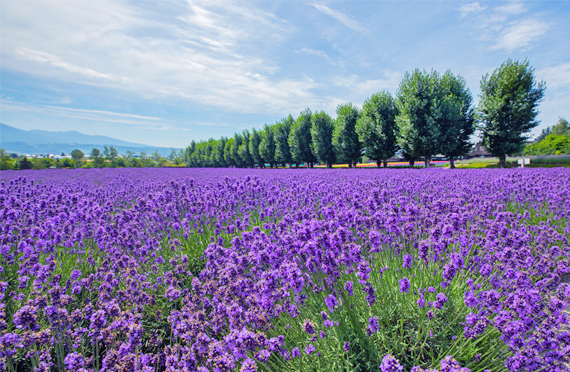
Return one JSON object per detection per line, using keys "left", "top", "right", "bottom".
{"left": 224, "top": 138, "right": 237, "bottom": 167}
{"left": 259, "top": 124, "right": 276, "bottom": 167}
{"left": 438, "top": 71, "right": 475, "bottom": 166}
{"left": 477, "top": 59, "right": 546, "bottom": 167}
{"left": 524, "top": 134, "right": 570, "bottom": 155}
{"left": 356, "top": 91, "right": 398, "bottom": 167}
{"left": 396, "top": 69, "right": 442, "bottom": 165}
{"left": 238, "top": 130, "right": 254, "bottom": 167}
{"left": 311, "top": 111, "right": 335, "bottom": 168}
{"left": 90, "top": 148, "right": 105, "bottom": 168}
{"left": 551, "top": 117, "right": 570, "bottom": 137}
{"left": 103, "top": 146, "right": 118, "bottom": 162}
{"left": 266, "top": 243, "right": 509, "bottom": 372}
{"left": 396, "top": 69, "right": 474, "bottom": 168}
{"left": 0, "top": 149, "right": 15, "bottom": 170}
{"left": 16, "top": 156, "right": 33, "bottom": 170}
{"left": 70, "top": 149, "right": 84, "bottom": 167}
{"left": 249, "top": 128, "right": 263, "bottom": 167}
{"left": 289, "top": 109, "right": 317, "bottom": 167}
{"left": 232, "top": 133, "right": 245, "bottom": 167}
{"left": 275, "top": 115, "right": 294, "bottom": 166}
{"left": 333, "top": 103, "right": 361, "bottom": 167}
{"left": 211, "top": 137, "right": 227, "bottom": 167}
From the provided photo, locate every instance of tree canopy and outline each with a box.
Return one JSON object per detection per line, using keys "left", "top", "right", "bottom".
{"left": 333, "top": 103, "right": 361, "bottom": 167}
{"left": 356, "top": 91, "right": 398, "bottom": 167}
{"left": 477, "top": 59, "right": 546, "bottom": 167}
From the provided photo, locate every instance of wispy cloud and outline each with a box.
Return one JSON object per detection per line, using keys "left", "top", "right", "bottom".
{"left": 460, "top": 1, "right": 550, "bottom": 53}
{"left": 0, "top": 0, "right": 320, "bottom": 115}
{"left": 538, "top": 63, "right": 570, "bottom": 90}
{"left": 458, "top": 2, "right": 486, "bottom": 17}
{"left": 15, "top": 47, "right": 126, "bottom": 82}
{"left": 496, "top": 1, "right": 527, "bottom": 15}
{"left": 295, "top": 48, "right": 344, "bottom": 67}
{"left": 490, "top": 19, "right": 550, "bottom": 51}
{"left": 0, "top": 100, "right": 161, "bottom": 126}
{"left": 44, "top": 106, "right": 160, "bottom": 121}
{"left": 311, "top": 3, "right": 367, "bottom": 33}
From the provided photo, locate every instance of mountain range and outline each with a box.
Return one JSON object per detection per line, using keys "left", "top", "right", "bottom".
{"left": 0, "top": 123, "right": 181, "bottom": 156}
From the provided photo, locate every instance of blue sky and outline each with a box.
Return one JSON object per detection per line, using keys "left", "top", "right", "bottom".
{"left": 1, "top": 0, "right": 569, "bottom": 148}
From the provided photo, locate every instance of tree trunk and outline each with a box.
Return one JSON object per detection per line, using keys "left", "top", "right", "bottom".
{"left": 295, "top": 162, "right": 299, "bottom": 168}
{"left": 352, "top": 159, "right": 357, "bottom": 168}
{"left": 327, "top": 161, "right": 332, "bottom": 169}
{"left": 348, "top": 161, "right": 352, "bottom": 168}
{"left": 310, "top": 162, "right": 314, "bottom": 168}
{"left": 424, "top": 155, "right": 431, "bottom": 168}
{"left": 383, "top": 159, "right": 388, "bottom": 168}
{"left": 377, "top": 160, "right": 381, "bottom": 168}
{"left": 449, "top": 157, "right": 455, "bottom": 169}
{"left": 409, "top": 160, "right": 415, "bottom": 168}
{"left": 499, "top": 155, "right": 506, "bottom": 168}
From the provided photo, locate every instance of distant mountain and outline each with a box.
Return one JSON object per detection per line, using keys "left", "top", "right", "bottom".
{"left": 0, "top": 123, "right": 181, "bottom": 156}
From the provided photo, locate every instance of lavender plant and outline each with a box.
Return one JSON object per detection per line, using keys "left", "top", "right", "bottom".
{"left": 0, "top": 168, "right": 568, "bottom": 371}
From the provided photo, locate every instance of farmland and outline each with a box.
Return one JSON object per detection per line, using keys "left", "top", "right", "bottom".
{"left": 0, "top": 168, "right": 569, "bottom": 372}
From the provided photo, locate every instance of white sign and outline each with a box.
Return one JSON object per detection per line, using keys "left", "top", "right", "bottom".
{"left": 518, "top": 158, "right": 531, "bottom": 167}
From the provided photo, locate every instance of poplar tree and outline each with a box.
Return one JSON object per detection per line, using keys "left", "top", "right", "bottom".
{"left": 478, "top": 59, "right": 545, "bottom": 167}
{"left": 289, "top": 109, "right": 316, "bottom": 167}
{"left": 311, "top": 111, "right": 335, "bottom": 168}
{"left": 356, "top": 91, "right": 398, "bottom": 168}
{"left": 333, "top": 103, "right": 361, "bottom": 168}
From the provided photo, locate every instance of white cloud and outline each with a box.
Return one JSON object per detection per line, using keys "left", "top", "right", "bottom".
{"left": 497, "top": 1, "right": 527, "bottom": 15}
{"left": 490, "top": 19, "right": 550, "bottom": 51}
{"left": 0, "top": 0, "right": 324, "bottom": 116}
{"left": 0, "top": 100, "right": 161, "bottom": 126}
{"left": 43, "top": 106, "right": 160, "bottom": 121}
{"left": 312, "top": 3, "right": 367, "bottom": 33}
{"left": 15, "top": 47, "right": 126, "bottom": 82}
{"left": 458, "top": 2, "right": 486, "bottom": 17}
{"left": 538, "top": 63, "right": 570, "bottom": 90}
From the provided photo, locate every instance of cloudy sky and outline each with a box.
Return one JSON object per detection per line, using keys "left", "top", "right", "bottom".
{"left": 1, "top": 0, "right": 569, "bottom": 148}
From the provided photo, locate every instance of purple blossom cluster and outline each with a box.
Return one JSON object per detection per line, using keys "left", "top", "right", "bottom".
{"left": 0, "top": 167, "right": 569, "bottom": 371}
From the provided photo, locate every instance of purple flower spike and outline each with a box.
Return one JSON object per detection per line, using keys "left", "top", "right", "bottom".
{"left": 324, "top": 294, "right": 338, "bottom": 312}
{"left": 379, "top": 354, "right": 404, "bottom": 372}
{"left": 399, "top": 277, "right": 410, "bottom": 293}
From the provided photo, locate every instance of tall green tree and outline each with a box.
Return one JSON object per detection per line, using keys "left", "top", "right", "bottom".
{"left": 356, "top": 92, "right": 398, "bottom": 168}
{"left": 396, "top": 69, "right": 444, "bottom": 168}
{"left": 0, "top": 149, "right": 15, "bottom": 170}
{"left": 477, "top": 59, "right": 546, "bottom": 167}
{"left": 231, "top": 133, "right": 244, "bottom": 167}
{"left": 249, "top": 128, "right": 263, "bottom": 168}
{"left": 438, "top": 71, "right": 475, "bottom": 169}
{"left": 311, "top": 111, "right": 335, "bottom": 168}
{"left": 274, "top": 115, "right": 294, "bottom": 167}
{"left": 259, "top": 124, "right": 276, "bottom": 168}
{"left": 17, "top": 156, "right": 33, "bottom": 170}
{"left": 90, "top": 148, "right": 104, "bottom": 168}
{"left": 224, "top": 138, "right": 236, "bottom": 167}
{"left": 289, "top": 109, "right": 316, "bottom": 167}
{"left": 238, "top": 130, "right": 254, "bottom": 167}
{"left": 551, "top": 117, "right": 570, "bottom": 137}
{"left": 70, "top": 149, "right": 84, "bottom": 168}
{"left": 333, "top": 103, "right": 361, "bottom": 168}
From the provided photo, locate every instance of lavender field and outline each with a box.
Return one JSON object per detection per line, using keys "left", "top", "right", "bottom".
{"left": 1, "top": 168, "right": 569, "bottom": 372}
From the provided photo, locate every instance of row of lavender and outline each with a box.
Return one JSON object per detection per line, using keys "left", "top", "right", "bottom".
{"left": 0, "top": 168, "right": 569, "bottom": 371}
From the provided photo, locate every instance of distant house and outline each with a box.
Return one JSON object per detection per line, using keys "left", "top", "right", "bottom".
{"left": 466, "top": 142, "right": 490, "bottom": 158}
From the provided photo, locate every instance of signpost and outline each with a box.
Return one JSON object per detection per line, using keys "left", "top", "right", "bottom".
{"left": 517, "top": 158, "right": 531, "bottom": 167}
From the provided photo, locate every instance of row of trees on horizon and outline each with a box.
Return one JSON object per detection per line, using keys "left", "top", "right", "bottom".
{"left": 184, "top": 59, "right": 546, "bottom": 169}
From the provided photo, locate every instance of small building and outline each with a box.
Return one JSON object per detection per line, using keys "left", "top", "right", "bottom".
{"left": 466, "top": 142, "right": 491, "bottom": 158}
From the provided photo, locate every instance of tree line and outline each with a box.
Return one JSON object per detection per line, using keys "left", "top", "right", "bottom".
{"left": 524, "top": 117, "right": 570, "bottom": 156}
{"left": 184, "top": 59, "right": 546, "bottom": 169}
